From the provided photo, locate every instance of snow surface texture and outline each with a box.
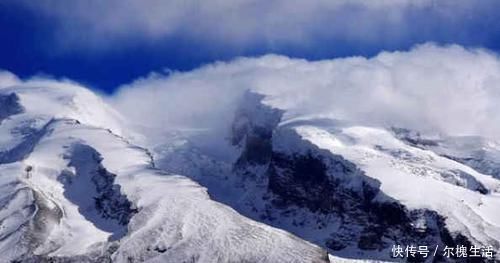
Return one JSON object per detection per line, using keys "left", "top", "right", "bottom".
{"left": 150, "top": 92, "right": 500, "bottom": 262}
{"left": 2, "top": 45, "right": 500, "bottom": 262}
{"left": 110, "top": 45, "right": 500, "bottom": 262}
{"left": 0, "top": 81, "right": 328, "bottom": 262}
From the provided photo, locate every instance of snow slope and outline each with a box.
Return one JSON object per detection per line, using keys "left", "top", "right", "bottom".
{"left": 2, "top": 73, "right": 500, "bottom": 262}
{"left": 0, "top": 81, "right": 329, "bottom": 262}
{"left": 292, "top": 122, "right": 500, "bottom": 246}
{"left": 148, "top": 92, "right": 500, "bottom": 262}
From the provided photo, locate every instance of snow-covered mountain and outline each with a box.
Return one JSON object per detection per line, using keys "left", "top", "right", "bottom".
{"left": 1, "top": 66, "right": 500, "bottom": 262}
{"left": 0, "top": 82, "right": 328, "bottom": 262}
{"left": 147, "top": 92, "right": 500, "bottom": 262}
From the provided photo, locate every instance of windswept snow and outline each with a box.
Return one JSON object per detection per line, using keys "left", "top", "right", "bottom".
{"left": 143, "top": 91, "right": 500, "bottom": 262}
{"left": 2, "top": 45, "right": 500, "bottom": 262}
{"left": 291, "top": 121, "right": 500, "bottom": 251}
{"left": 0, "top": 82, "right": 328, "bottom": 262}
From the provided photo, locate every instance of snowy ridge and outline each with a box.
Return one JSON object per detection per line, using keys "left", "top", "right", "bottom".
{"left": 292, "top": 123, "right": 500, "bottom": 244}
{"left": 0, "top": 84, "right": 328, "bottom": 262}
{"left": 2, "top": 75, "right": 500, "bottom": 262}
{"left": 270, "top": 108, "right": 500, "bottom": 261}
{"left": 393, "top": 128, "right": 500, "bottom": 181}
{"left": 150, "top": 91, "right": 500, "bottom": 262}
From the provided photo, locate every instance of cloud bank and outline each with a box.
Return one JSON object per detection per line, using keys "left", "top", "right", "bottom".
{"left": 111, "top": 44, "right": 500, "bottom": 139}
{"left": 3, "top": 44, "right": 500, "bottom": 139}
{"left": 11, "top": 0, "right": 500, "bottom": 53}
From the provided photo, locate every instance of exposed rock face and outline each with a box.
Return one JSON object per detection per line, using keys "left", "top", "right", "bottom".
{"left": 391, "top": 127, "right": 439, "bottom": 148}
{"left": 225, "top": 92, "right": 486, "bottom": 261}
{"left": 60, "top": 143, "right": 137, "bottom": 237}
{"left": 268, "top": 151, "right": 374, "bottom": 214}
{"left": 0, "top": 83, "right": 333, "bottom": 263}
{"left": 231, "top": 92, "right": 283, "bottom": 169}
{"left": 91, "top": 166, "right": 137, "bottom": 226}
{"left": 24, "top": 190, "right": 64, "bottom": 252}
{"left": 0, "top": 186, "right": 63, "bottom": 261}
{"left": 444, "top": 155, "right": 500, "bottom": 181}
{"left": 266, "top": 137, "right": 473, "bottom": 258}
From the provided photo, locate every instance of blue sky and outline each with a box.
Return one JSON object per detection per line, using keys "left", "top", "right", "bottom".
{"left": 2, "top": 0, "right": 500, "bottom": 93}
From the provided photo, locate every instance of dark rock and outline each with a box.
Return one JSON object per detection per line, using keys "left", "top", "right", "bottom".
{"left": 59, "top": 143, "right": 137, "bottom": 240}
{"left": 391, "top": 127, "right": 439, "bottom": 147}
{"left": 226, "top": 96, "right": 483, "bottom": 261}
{"left": 231, "top": 92, "right": 283, "bottom": 169}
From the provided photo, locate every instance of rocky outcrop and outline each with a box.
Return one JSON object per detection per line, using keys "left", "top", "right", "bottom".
{"left": 59, "top": 143, "right": 137, "bottom": 238}
{"left": 231, "top": 92, "right": 283, "bottom": 169}
{"left": 267, "top": 132, "right": 490, "bottom": 261}
{"left": 444, "top": 155, "right": 500, "bottom": 181}
{"left": 391, "top": 127, "right": 439, "bottom": 148}
{"left": 226, "top": 93, "right": 483, "bottom": 261}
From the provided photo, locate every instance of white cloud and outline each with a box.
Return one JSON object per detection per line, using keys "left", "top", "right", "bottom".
{"left": 3, "top": 44, "right": 500, "bottom": 140}
{"left": 0, "top": 71, "right": 20, "bottom": 89}
{"left": 111, "top": 44, "right": 500, "bottom": 139}
{"left": 12, "top": 0, "right": 497, "bottom": 51}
